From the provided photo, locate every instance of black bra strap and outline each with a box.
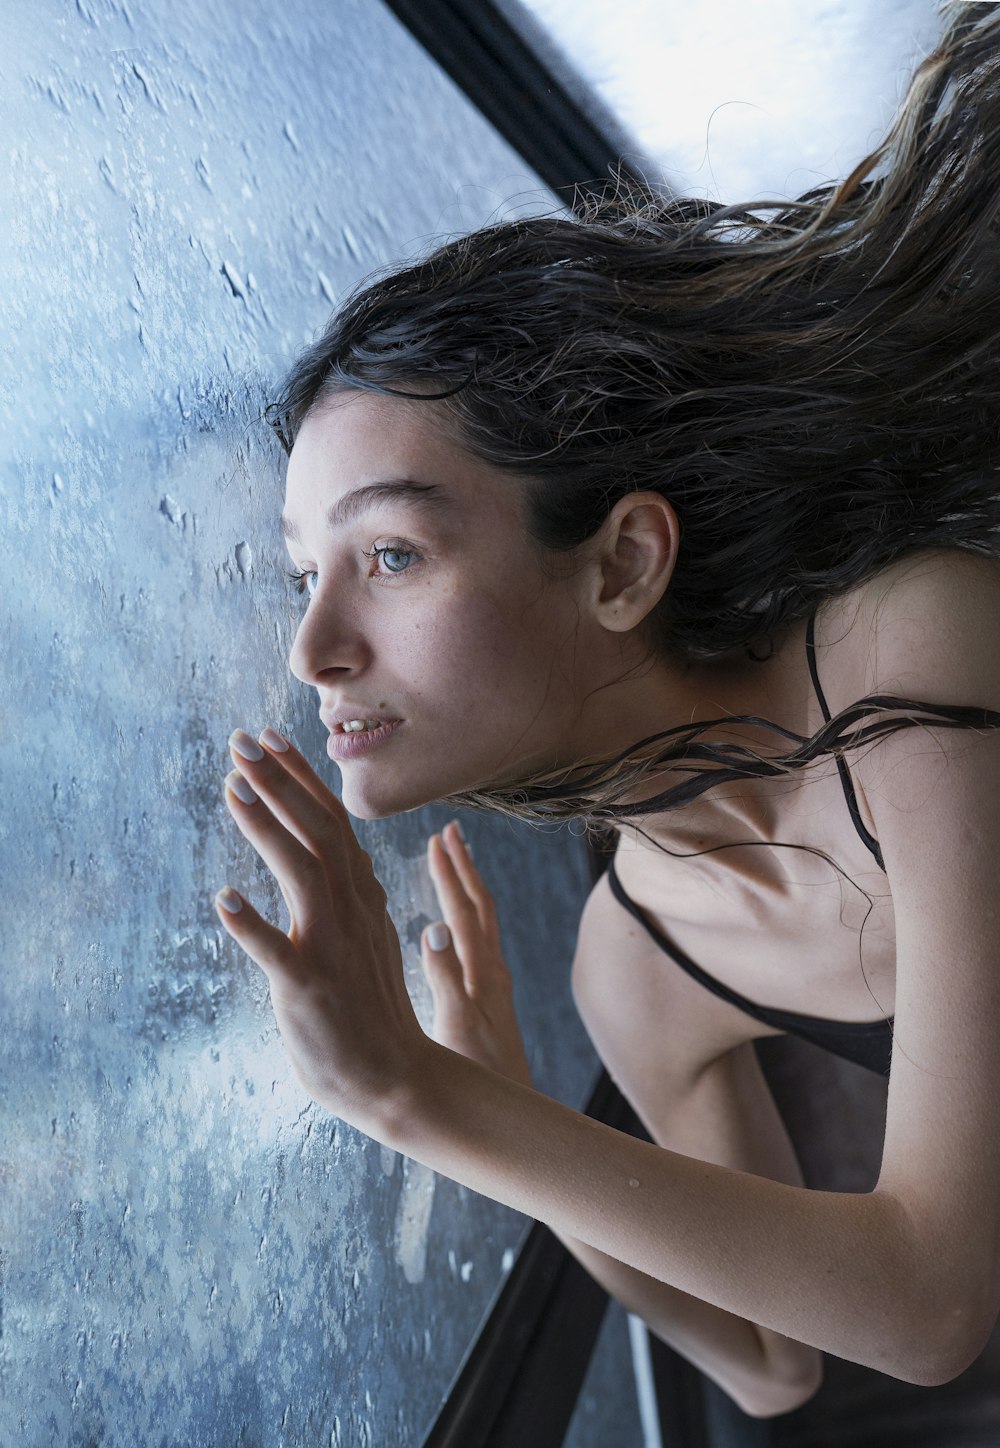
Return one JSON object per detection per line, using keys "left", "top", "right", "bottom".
{"left": 606, "top": 856, "right": 772, "bottom": 1017}
{"left": 805, "top": 612, "right": 886, "bottom": 872}
{"left": 604, "top": 856, "right": 891, "bottom": 1050}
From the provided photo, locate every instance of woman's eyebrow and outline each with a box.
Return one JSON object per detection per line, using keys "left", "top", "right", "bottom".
{"left": 280, "top": 479, "right": 449, "bottom": 543}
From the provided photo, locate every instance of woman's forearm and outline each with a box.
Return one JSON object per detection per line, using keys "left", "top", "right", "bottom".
{"left": 371, "top": 1043, "right": 951, "bottom": 1385}
{"left": 548, "top": 1225, "right": 821, "bottom": 1417}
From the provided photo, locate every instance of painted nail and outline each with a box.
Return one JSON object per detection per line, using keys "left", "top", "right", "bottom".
{"left": 448, "top": 820, "right": 471, "bottom": 857}
{"left": 226, "top": 770, "right": 258, "bottom": 804}
{"left": 259, "top": 727, "right": 289, "bottom": 753}
{"left": 229, "top": 728, "right": 264, "bottom": 762}
{"left": 428, "top": 922, "right": 451, "bottom": 952}
{"left": 216, "top": 885, "right": 243, "bottom": 914}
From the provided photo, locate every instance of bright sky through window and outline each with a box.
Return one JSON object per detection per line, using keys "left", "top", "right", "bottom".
{"left": 518, "top": 0, "right": 942, "bottom": 203}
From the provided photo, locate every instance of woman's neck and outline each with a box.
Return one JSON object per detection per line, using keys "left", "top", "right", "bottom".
{"left": 575, "top": 615, "right": 817, "bottom": 858}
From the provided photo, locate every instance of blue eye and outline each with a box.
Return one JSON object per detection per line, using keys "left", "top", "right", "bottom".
{"left": 364, "top": 543, "right": 420, "bottom": 577}
{"left": 286, "top": 568, "right": 317, "bottom": 597}
{"left": 285, "top": 542, "right": 420, "bottom": 599}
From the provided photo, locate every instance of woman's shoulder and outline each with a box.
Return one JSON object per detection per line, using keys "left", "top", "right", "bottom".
{"left": 853, "top": 547, "right": 1000, "bottom": 705}
{"left": 815, "top": 548, "right": 1000, "bottom": 713}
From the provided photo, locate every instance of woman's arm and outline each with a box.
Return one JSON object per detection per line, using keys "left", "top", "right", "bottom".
{"left": 383, "top": 1042, "right": 946, "bottom": 1377}
{"left": 545, "top": 1229, "right": 820, "bottom": 1419}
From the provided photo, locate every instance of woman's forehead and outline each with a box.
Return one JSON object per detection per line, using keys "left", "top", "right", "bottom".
{"left": 291, "top": 390, "right": 452, "bottom": 470}
{"left": 283, "top": 391, "right": 528, "bottom": 537}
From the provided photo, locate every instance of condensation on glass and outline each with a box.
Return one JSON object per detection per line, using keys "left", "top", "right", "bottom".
{"left": 1, "top": 3, "right": 601, "bottom": 1442}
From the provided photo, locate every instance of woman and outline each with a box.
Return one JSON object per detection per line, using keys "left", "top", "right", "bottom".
{"left": 214, "top": 3, "right": 1000, "bottom": 1418}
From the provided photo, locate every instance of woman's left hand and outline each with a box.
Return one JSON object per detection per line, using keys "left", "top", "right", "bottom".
{"left": 214, "top": 727, "right": 428, "bottom": 1127}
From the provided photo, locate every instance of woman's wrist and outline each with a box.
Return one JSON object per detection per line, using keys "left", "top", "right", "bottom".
{"left": 345, "top": 1036, "right": 462, "bottom": 1150}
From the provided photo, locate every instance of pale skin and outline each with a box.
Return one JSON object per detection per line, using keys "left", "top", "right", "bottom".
{"left": 215, "top": 390, "right": 1000, "bottom": 1417}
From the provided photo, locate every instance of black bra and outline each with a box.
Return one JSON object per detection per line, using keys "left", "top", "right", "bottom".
{"left": 605, "top": 611, "right": 893, "bottom": 1076}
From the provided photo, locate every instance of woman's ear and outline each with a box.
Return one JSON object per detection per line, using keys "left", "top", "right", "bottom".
{"left": 587, "top": 492, "right": 680, "bottom": 632}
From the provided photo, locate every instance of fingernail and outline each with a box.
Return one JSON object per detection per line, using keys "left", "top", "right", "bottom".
{"left": 428, "top": 922, "right": 451, "bottom": 952}
{"left": 216, "top": 885, "right": 243, "bottom": 914}
{"left": 449, "top": 820, "right": 471, "bottom": 858}
{"left": 226, "top": 770, "right": 258, "bottom": 804}
{"left": 229, "top": 728, "right": 264, "bottom": 762}
{"left": 259, "top": 727, "right": 289, "bottom": 753}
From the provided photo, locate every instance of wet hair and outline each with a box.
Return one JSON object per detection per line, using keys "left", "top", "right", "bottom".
{"left": 268, "top": 1, "right": 1000, "bottom": 840}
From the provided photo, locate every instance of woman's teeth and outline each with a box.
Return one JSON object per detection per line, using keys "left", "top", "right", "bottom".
{"left": 342, "top": 719, "right": 383, "bottom": 733}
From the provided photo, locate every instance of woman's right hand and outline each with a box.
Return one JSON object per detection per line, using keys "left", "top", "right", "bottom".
{"left": 420, "top": 822, "right": 534, "bottom": 1090}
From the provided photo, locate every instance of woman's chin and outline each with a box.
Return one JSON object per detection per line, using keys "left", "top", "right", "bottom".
{"left": 333, "top": 748, "right": 507, "bottom": 820}
{"left": 336, "top": 771, "right": 444, "bottom": 821}
{"left": 339, "top": 788, "right": 405, "bottom": 821}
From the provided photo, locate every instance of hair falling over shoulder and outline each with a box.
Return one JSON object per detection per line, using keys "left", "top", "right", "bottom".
{"left": 270, "top": 1, "right": 1000, "bottom": 833}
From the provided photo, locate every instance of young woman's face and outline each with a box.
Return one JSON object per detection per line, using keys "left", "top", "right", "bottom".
{"left": 280, "top": 389, "right": 596, "bottom": 818}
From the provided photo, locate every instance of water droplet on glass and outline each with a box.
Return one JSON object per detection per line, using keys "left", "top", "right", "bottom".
{"left": 130, "top": 62, "right": 156, "bottom": 106}
{"left": 220, "top": 260, "right": 245, "bottom": 300}
{"left": 341, "top": 224, "right": 362, "bottom": 262}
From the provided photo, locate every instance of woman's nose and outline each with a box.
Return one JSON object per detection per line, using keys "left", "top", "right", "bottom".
{"left": 288, "top": 588, "right": 367, "bottom": 685}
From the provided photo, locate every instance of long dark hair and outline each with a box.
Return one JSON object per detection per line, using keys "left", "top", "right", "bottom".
{"left": 268, "top": 1, "right": 1000, "bottom": 837}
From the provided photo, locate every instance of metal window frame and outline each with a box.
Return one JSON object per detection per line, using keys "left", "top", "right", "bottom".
{"left": 381, "top": 0, "right": 655, "bottom": 209}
